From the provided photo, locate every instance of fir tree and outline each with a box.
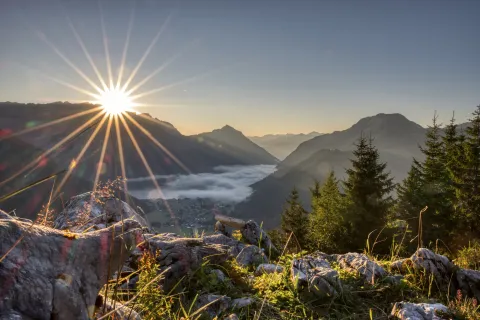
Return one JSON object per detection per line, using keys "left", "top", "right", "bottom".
{"left": 418, "top": 113, "right": 453, "bottom": 244}
{"left": 396, "top": 158, "right": 425, "bottom": 226}
{"left": 309, "top": 179, "right": 322, "bottom": 212}
{"left": 308, "top": 171, "right": 347, "bottom": 253}
{"left": 281, "top": 187, "right": 309, "bottom": 251}
{"left": 455, "top": 105, "right": 480, "bottom": 234}
{"left": 343, "top": 135, "right": 395, "bottom": 250}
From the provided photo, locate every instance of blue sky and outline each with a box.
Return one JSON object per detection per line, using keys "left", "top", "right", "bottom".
{"left": 0, "top": 0, "right": 478, "bottom": 135}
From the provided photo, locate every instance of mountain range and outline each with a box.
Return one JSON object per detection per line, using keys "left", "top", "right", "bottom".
{"left": 249, "top": 132, "right": 322, "bottom": 160}
{"left": 1, "top": 102, "right": 466, "bottom": 230}
{"left": 234, "top": 113, "right": 431, "bottom": 228}
{"left": 0, "top": 102, "right": 276, "bottom": 217}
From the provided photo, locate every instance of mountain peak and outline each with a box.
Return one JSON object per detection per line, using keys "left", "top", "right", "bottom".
{"left": 220, "top": 125, "right": 241, "bottom": 133}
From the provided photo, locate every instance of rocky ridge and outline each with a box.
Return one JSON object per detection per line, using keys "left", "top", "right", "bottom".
{"left": 1, "top": 193, "right": 479, "bottom": 319}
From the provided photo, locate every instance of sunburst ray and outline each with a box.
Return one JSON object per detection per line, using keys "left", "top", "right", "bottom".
{"left": 130, "top": 68, "right": 218, "bottom": 100}
{"left": 116, "top": 1, "right": 136, "bottom": 89}
{"left": 36, "top": 31, "right": 103, "bottom": 94}
{"left": 114, "top": 116, "right": 129, "bottom": 202}
{"left": 53, "top": 113, "right": 109, "bottom": 198}
{"left": 99, "top": 1, "right": 114, "bottom": 88}
{"left": 123, "top": 112, "right": 190, "bottom": 173}
{"left": 118, "top": 114, "right": 178, "bottom": 228}
{"left": 125, "top": 39, "right": 199, "bottom": 96}
{"left": 92, "top": 114, "right": 113, "bottom": 194}
{"left": 67, "top": 16, "right": 109, "bottom": 91}
{"left": 0, "top": 111, "right": 105, "bottom": 188}
{"left": 121, "top": 12, "right": 173, "bottom": 92}
{"left": 0, "top": 106, "right": 102, "bottom": 143}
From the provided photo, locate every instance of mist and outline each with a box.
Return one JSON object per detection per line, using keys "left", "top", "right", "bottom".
{"left": 128, "top": 165, "right": 276, "bottom": 202}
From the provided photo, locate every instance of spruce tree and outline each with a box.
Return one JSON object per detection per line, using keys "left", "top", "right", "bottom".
{"left": 308, "top": 171, "right": 346, "bottom": 253}
{"left": 343, "top": 135, "right": 395, "bottom": 250}
{"left": 455, "top": 105, "right": 480, "bottom": 234}
{"left": 281, "top": 187, "right": 309, "bottom": 251}
{"left": 418, "top": 114, "right": 453, "bottom": 244}
{"left": 396, "top": 159, "right": 425, "bottom": 227}
{"left": 309, "top": 179, "right": 322, "bottom": 212}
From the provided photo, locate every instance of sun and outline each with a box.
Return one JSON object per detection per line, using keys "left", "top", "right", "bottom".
{"left": 96, "top": 86, "right": 135, "bottom": 115}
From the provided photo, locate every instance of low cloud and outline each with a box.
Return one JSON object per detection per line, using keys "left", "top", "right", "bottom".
{"left": 129, "top": 165, "right": 276, "bottom": 202}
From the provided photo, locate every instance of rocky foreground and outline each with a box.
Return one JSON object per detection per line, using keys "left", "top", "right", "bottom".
{"left": 0, "top": 193, "right": 479, "bottom": 319}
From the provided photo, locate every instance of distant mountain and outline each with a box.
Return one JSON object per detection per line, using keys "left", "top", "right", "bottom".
{"left": 0, "top": 102, "right": 271, "bottom": 217}
{"left": 249, "top": 132, "right": 322, "bottom": 160}
{"left": 235, "top": 113, "right": 428, "bottom": 228}
{"left": 281, "top": 113, "right": 425, "bottom": 169}
{"left": 193, "top": 125, "right": 278, "bottom": 165}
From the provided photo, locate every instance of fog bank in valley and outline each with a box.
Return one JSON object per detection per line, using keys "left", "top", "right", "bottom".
{"left": 129, "top": 165, "right": 276, "bottom": 202}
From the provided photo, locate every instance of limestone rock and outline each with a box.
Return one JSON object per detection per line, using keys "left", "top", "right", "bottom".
{"left": 211, "top": 269, "right": 227, "bottom": 282}
{"left": 204, "top": 233, "right": 245, "bottom": 257}
{"left": 236, "top": 245, "right": 268, "bottom": 267}
{"left": 196, "top": 294, "right": 231, "bottom": 319}
{"left": 144, "top": 235, "right": 230, "bottom": 291}
{"left": 231, "top": 297, "right": 255, "bottom": 309}
{"left": 94, "top": 298, "right": 142, "bottom": 320}
{"left": 391, "top": 302, "right": 449, "bottom": 320}
{"left": 0, "top": 215, "right": 142, "bottom": 320}
{"left": 241, "top": 220, "right": 278, "bottom": 256}
{"left": 53, "top": 192, "right": 150, "bottom": 232}
{"left": 335, "top": 252, "right": 387, "bottom": 284}
{"left": 455, "top": 268, "right": 480, "bottom": 301}
{"left": 291, "top": 253, "right": 341, "bottom": 300}
{"left": 255, "top": 263, "right": 284, "bottom": 276}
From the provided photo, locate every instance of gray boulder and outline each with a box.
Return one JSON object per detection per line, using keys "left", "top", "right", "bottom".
{"left": 144, "top": 235, "right": 230, "bottom": 291}
{"left": 241, "top": 220, "right": 278, "bottom": 256}
{"left": 94, "top": 298, "right": 142, "bottom": 320}
{"left": 231, "top": 297, "right": 255, "bottom": 309}
{"left": 53, "top": 192, "right": 150, "bottom": 232}
{"left": 196, "top": 294, "right": 231, "bottom": 319}
{"left": 291, "top": 253, "right": 341, "bottom": 300}
{"left": 236, "top": 245, "right": 268, "bottom": 267}
{"left": 391, "top": 302, "right": 449, "bottom": 320}
{"left": 0, "top": 215, "right": 142, "bottom": 320}
{"left": 334, "top": 252, "right": 387, "bottom": 284}
{"left": 393, "top": 248, "right": 480, "bottom": 301}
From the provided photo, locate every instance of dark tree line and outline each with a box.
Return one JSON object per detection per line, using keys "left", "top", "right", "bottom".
{"left": 278, "top": 105, "right": 480, "bottom": 255}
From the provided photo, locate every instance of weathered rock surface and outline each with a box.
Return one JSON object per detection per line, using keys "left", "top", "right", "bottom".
{"left": 231, "top": 297, "right": 255, "bottom": 309}
{"left": 236, "top": 245, "right": 268, "bottom": 267}
{"left": 144, "top": 235, "right": 230, "bottom": 291}
{"left": 291, "top": 253, "right": 341, "bottom": 300}
{"left": 255, "top": 263, "right": 284, "bottom": 276}
{"left": 241, "top": 220, "right": 278, "bottom": 256}
{"left": 454, "top": 268, "right": 480, "bottom": 301}
{"left": 334, "top": 252, "right": 387, "bottom": 284}
{"left": 196, "top": 294, "right": 231, "bottom": 318}
{"left": 0, "top": 215, "right": 142, "bottom": 320}
{"left": 53, "top": 192, "right": 150, "bottom": 232}
{"left": 391, "top": 302, "right": 449, "bottom": 320}
{"left": 393, "top": 248, "right": 480, "bottom": 300}
{"left": 95, "top": 298, "right": 142, "bottom": 320}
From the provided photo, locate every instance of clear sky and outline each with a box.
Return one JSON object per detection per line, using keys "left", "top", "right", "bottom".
{"left": 0, "top": 0, "right": 478, "bottom": 135}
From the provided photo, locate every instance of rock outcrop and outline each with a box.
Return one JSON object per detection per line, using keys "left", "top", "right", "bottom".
{"left": 334, "top": 252, "right": 387, "bottom": 284}
{"left": 392, "top": 248, "right": 480, "bottom": 300}
{"left": 0, "top": 215, "right": 143, "bottom": 319}
{"left": 391, "top": 302, "right": 449, "bottom": 320}
{"left": 53, "top": 192, "right": 150, "bottom": 232}
{"left": 291, "top": 252, "right": 341, "bottom": 300}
